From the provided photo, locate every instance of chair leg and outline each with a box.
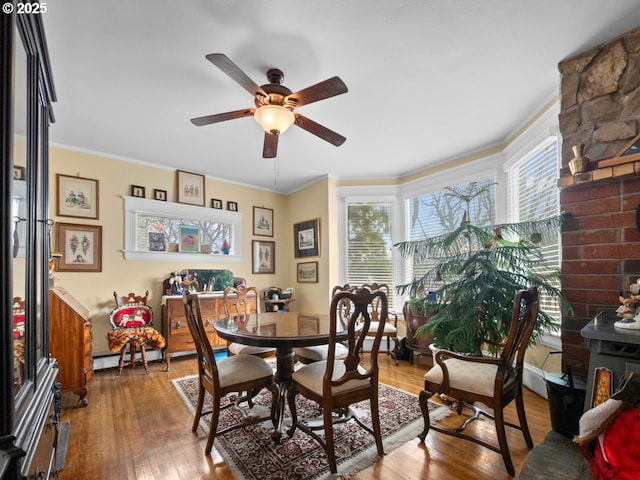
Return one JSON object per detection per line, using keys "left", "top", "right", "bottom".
{"left": 192, "top": 383, "right": 205, "bottom": 433}
{"left": 117, "top": 347, "right": 126, "bottom": 377}
{"left": 206, "top": 399, "right": 221, "bottom": 455}
{"left": 391, "top": 336, "right": 399, "bottom": 365}
{"left": 370, "top": 393, "right": 384, "bottom": 456}
{"left": 515, "top": 390, "right": 533, "bottom": 448}
{"left": 323, "top": 405, "right": 338, "bottom": 474}
{"left": 418, "top": 389, "right": 432, "bottom": 442}
{"left": 140, "top": 345, "right": 149, "bottom": 374}
{"left": 494, "top": 406, "right": 515, "bottom": 476}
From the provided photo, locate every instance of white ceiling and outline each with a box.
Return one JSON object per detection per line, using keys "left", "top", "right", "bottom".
{"left": 42, "top": 1, "right": 640, "bottom": 194}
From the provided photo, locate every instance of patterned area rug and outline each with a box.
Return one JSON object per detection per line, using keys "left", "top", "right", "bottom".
{"left": 172, "top": 373, "right": 450, "bottom": 480}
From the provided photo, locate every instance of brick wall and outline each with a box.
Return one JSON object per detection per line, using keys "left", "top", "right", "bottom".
{"left": 560, "top": 177, "right": 640, "bottom": 375}
{"left": 558, "top": 25, "right": 640, "bottom": 376}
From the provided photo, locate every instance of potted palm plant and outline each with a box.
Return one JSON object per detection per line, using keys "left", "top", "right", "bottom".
{"left": 395, "top": 182, "right": 571, "bottom": 356}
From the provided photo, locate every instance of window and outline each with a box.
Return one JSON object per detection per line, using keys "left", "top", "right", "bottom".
{"left": 346, "top": 201, "right": 395, "bottom": 307}
{"left": 123, "top": 195, "right": 243, "bottom": 263}
{"left": 406, "top": 178, "right": 496, "bottom": 287}
{"left": 507, "top": 137, "right": 561, "bottom": 327}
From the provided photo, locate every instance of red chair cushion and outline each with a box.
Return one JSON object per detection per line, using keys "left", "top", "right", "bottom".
{"left": 110, "top": 305, "right": 153, "bottom": 328}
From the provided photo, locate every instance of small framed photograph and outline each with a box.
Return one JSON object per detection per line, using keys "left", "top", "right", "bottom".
{"left": 294, "top": 218, "right": 320, "bottom": 258}
{"left": 297, "top": 261, "right": 318, "bottom": 283}
{"left": 252, "top": 240, "right": 275, "bottom": 274}
{"left": 148, "top": 232, "right": 166, "bottom": 251}
{"left": 177, "top": 170, "right": 205, "bottom": 206}
{"left": 13, "top": 166, "right": 25, "bottom": 181}
{"left": 227, "top": 201, "right": 238, "bottom": 212}
{"left": 56, "top": 223, "right": 102, "bottom": 272}
{"left": 591, "top": 366, "right": 614, "bottom": 408}
{"left": 153, "top": 189, "right": 167, "bottom": 201}
{"left": 253, "top": 206, "right": 274, "bottom": 237}
{"left": 179, "top": 226, "right": 200, "bottom": 253}
{"left": 56, "top": 174, "right": 99, "bottom": 219}
{"left": 131, "top": 185, "right": 145, "bottom": 198}
{"left": 211, "top": 198, "right": 222, "bottom": 209}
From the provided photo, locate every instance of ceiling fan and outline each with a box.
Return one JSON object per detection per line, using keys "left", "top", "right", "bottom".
{"left": 191, "top": 53, "right": 348, "bottom": 158}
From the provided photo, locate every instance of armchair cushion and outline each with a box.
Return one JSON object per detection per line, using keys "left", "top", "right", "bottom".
{"left": 217, "top": 354, "right": 275, "bottom": 387}
{"left": 293, "top": 343, "right": 348, "bottom": 362}
{"left": 424, "top": 358, "right": 499, "bottom": 397}
{"left": 292, "top": 360, "right": 369, "bottom": 395}
{"left": 228, "top": 342, "right": 275, "bottom": 356}
{"left": 368, "top": 321, "right": 397, "bottom": 334}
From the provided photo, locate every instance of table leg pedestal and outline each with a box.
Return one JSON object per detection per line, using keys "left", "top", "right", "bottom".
{"left": 271, "top": 347, "right": 295, "bottom": 443}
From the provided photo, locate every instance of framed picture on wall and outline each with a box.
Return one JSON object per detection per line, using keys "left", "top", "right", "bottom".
{"left": 297, "top": 261, "right": 318, "bottom": 283}
{"left": 177, "top": 170, "right": 205, "bottom": 206}
{"left": 253, "top": 206, "right": 273, "bottom": 237}
{"left": 179, "top": 226, "right": 200, "bottom": 253}
{"left": 56, "top": 223, "right": 102, "bottom": 272}
{"left": 56, "top": 174, "right": 99, "bottom": 219}
{"left": 294, "top": 218, "right": 320, "bottom": 258}
{"left": 252, "top": 240, "right": 275, "bottom": 274}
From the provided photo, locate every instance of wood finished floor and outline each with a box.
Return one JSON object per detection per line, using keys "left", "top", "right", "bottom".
{"left": 59, "top": 353, "right": 552, "bottom": 479}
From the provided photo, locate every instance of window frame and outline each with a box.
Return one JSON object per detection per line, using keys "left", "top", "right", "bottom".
{"left": 338, "top": 101, "right": 563, "bottom": 343}
{"left": 123, "top": 195, "right": 243, "bottom": 263}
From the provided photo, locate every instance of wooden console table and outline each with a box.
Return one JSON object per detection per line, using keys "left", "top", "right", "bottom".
{"left": 162, "top": 292, "right": 257, "bottom": 370}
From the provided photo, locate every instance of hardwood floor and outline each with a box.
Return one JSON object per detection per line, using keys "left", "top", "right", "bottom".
{"left": 59, "top": 353, "right": 552, "bottom": 479}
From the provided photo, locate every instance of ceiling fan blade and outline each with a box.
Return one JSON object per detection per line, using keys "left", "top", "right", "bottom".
{"left": 206, "top": 53, "right": 268, "bottom": 99}
{"left": 263, "top": 132, "right": 278, "bottom": 158}
{"left": 287, "top": 76, "right": 348, "bottom": 108}
{"left": 294, "top": 114, "right": 346, "bottom": 146}
{"left": 190, "top": 109, "right": 254, "bottom": 126}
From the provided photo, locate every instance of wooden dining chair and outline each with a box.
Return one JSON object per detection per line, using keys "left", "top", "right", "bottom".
{"left": 362, "top": 283, "right": 399, "bottom": 365}
{"left": 223, "top": 286, "right": 275, "bottom": 358}
{"left": 292, "top": 284, "right": 353, "bottom": 364}
{"left": 183, "top": 292, "right": 277, "bottom": 455}
{"left": 417, "top": 287, "right": 539, "bottom": 476}
{"left": 286, "top": 286, "right": 387, "bottom": 474}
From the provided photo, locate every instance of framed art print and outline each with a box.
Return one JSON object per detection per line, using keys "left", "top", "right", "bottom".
{"left": 179, "top": 226, "right": 200, "bottom": 253}
{"left": 131, "top": 185, "right": 145, "bottom": 198}
{"left": 56, "top": 174, "right": 99, "bottom": 219}
{"left": 227, "top": 201, "right": 238, "bottom": 212}
{"left": 297, "top": 261, "right": 318, "bottom": 283}
{"left": 211, "top": 198, "right": 222, "bottom": 209}
{"left": 252, "top": 240, "right": 275, "bottom": 274}
{"left": 177, "top": 170, "right": 205, "bottom": 206}
{"left": 253, "top": 206, "right": 273, "bottom": 237}
{"left": 153, "top": 189, "right": 167, "bottom": 201}
{"left": 294, "top": 218, "right": 320, "bottom": 258}
{"left": 56, "top": 223, "right": 102, "bottom": 272}
{"left": 13, "top": 165, "right": 25, "bottom": 181}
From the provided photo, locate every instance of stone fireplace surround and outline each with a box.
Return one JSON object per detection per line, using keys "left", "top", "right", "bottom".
{"left": 558, "top": 25, "right": 640, "bottom": 377}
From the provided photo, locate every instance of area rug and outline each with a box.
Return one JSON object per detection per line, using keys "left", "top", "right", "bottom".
{"left": 172, "top": 372, "right": 450, "bottom": 480}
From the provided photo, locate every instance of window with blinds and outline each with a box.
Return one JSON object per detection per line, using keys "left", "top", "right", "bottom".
{"left": 406, "top": 178, "right": 496, "bottom": 286}
{"left": 346, "top": 202, "right": 395, "bottom": 308}
{"left": 507, "top": 137, "right": 561, "bottom": 325}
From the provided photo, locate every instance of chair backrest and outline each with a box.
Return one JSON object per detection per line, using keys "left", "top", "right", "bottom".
{"left": 183, "top": 292, "right": 220, "bottom": 388}
{"left": 110, "top": 291, "right": 153, "bottom": 328}
{"left": 500, "top": 287, "right": 539, "bottom": 371}
{"left": 324, "top": 286, "right": 388, "bottom": 390}
{"left": 331, "top": 284, "right": 355, "bottom": 328}
{"left": 223, "top": 285, "right": 260, "bottom": 319}
{"left": 362, "top": 283, "right": 390, "bottom": 322}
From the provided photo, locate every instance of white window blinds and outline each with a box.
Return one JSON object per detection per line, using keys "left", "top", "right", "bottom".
{"left": 346, "top": 202, "right": 395, "bottom": 308}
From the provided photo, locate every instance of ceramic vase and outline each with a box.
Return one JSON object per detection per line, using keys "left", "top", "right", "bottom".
{"left": 569, "top": 144, "right": 589, "bottom": 175}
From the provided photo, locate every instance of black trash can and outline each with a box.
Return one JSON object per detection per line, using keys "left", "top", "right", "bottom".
{"left": 544, "top": 369, "right": 586, "bottom": 437}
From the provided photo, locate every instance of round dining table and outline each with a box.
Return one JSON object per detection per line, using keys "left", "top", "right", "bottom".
{"left": 214, "top": 311, "right": 350, "bottom": 442}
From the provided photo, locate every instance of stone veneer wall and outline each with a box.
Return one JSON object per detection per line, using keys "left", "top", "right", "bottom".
{"left": 558, "top": 25, "right": 640, "bottom": 376}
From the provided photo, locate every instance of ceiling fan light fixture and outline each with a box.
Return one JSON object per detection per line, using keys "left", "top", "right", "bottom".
{"left": 254, "top": 105, "right": 294, "bottom": 135}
